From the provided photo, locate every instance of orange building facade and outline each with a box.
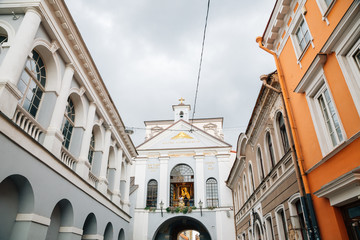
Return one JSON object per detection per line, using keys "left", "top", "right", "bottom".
{"left": 259, "top": 0, "right": 360, "bottom": 239}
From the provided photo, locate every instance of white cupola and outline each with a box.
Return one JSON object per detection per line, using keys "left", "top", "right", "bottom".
{"left": 173, "top": 97, "right": 191, "bottom": 122}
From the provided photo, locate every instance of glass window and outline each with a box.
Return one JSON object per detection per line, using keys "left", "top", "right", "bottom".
{"left": 249, "top": 164, "right": 255, "bottom": 192}
{"left": 206, "top": 178, "right": 218, "bottom": 207}
{"left": 296, "top": 20, "right": 311, "bottom": 52}
{"left": 257, "top": 148, "right": 265, "bottom": 180}
{"left": 317, "top": 88, "right": 343, "bottom": 147}
{"left": 88, "top": 132, "right": 95, "bottom": 164}
{"left": 61, "top": 98, "right": 75, "bottom": 149}
{"left": 0, "top": 35, "right": 7, "bottom": 44}
{"left": 278, "top": 113, "right": 290, "bottom": 152}
{"left": 17, "top": 50, "right": 46, "bottom": 118}
{"left": 278, "top": 209, "right": 289, "bottom": 240}
{"left": 295, "top": 200, "right": 308, "bottom": 240}
{"left": 266, "top": 217, "right": 274, "bottom": 240}
{"left": 267, "top": 132, "right": 275, "bottom": 168}
{"left": 146, "top": 180, "right": 158, "bottom": 207}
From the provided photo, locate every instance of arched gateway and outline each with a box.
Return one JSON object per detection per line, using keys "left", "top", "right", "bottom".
{"left": 153, "top": 216, "right": 211, "bottom": 240}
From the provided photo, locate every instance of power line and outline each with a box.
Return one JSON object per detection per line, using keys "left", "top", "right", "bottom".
{"left": 190, "top": 0, "right": 211, "bottom": 132}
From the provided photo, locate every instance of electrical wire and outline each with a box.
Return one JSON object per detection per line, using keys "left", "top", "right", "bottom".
{"left": 190, "top": 0, "right": 211, "bottom": 132}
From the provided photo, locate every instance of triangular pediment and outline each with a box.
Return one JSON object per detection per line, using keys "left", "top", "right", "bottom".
{"left": 137, "top": 120, "right": 231, "bottom": 150}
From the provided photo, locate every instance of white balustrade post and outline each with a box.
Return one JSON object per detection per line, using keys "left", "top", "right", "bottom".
{"left": 75, "top": 102, "right": 96, "bottom": 179}
{"left": 97, "top": 128, "right": 111, "bottom": 194}
{"left": 43, "top": 64, "right": 74, "bottom": 157}
{"left": 0, "top": 8, "right": 42, "bottom": 118}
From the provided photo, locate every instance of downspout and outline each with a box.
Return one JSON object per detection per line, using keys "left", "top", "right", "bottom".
{"left": 256, "top": 37, "right": 320, "bottom": 240}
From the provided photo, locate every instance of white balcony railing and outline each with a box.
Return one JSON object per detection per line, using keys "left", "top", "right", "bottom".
{"left": 88, "top": 171, "right": 99, "bottom": 188}
{"left": 60, "top": 146, "right": 78, "bottom": 170}
{"left": 12, "top": 105, "right": 45, "bottom": 142}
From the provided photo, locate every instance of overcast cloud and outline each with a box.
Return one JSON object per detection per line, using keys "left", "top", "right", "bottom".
{"left": 65, "top": 0, "right": 276, "bottom": 148}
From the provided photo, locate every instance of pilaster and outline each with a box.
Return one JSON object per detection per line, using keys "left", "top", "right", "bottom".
{"left": 75, "top": 102, "right": 96, "bottom": 179}
{"left": 97, "top": 128, "right": 111, "bottom": 194}
{"left": 159, "top": 156, "right": 169, "bottom": 206}
{"left": 43, "top": 64, "right": 75, "bottom": 157}
{"left": 195, "top": 154, "right": 205, "bottom": 206}
{"left": 0, "top": 8, "right": 41, "bottom": 119}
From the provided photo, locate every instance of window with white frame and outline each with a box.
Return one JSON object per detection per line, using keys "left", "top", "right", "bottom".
{"left": 87, "top": 132, "right": 95, "bottom": 164}
{"left": 276, "top": 207, "right": 289, "bottom": 240}
{"left": 257, "top": 148, "right": 265, "bottom": 181}
{"left": 291, "top": 15, "right": 313, "bottom": 61}
{"left": 61, "top": 97, "right": 75, "bottom": 149}
{"left": 206, "top": 178, "right": 219, "bottom": 207}
{"left": 265, "top": 215, "right": 275, "bottom": 240}
{"left": 316, "top": 86, "right": 344, "bottom": 147}
{"left": 278, "top": 113, "right": 290, "bottom": 153}
{"left": 315, "top": 0, "right": 335, "bottom": 20}
{"left": 243, "top": 175, "right": 248, "bottom": 200}
{"left": 17, "top": 50, "right": 46, "bottom": 118}
{"left": 296, "top": 20, "right": 311, "bottom": 52}
{"left": 248, "top": 163, "right": 255, "bottom": 192}
{"left": 295, "top": 55, "right": 346, "bottom": 155}
{"left": 266, "top": 132, "right": 276, "bottom": 168}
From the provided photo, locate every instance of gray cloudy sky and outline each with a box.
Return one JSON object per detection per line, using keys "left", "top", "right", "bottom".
{"left": 65, "top": 0, "right": 276, "bottom": 148}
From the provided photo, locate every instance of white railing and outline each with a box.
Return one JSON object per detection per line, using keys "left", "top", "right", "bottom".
{"left": 88, "top": 171, "right": 99, "bottom": 187}
{"left": 60, "top": 146, "right": 77, "bottom": 170}
{"left": 12, "top": 105, "right": 45, "bottom": 142}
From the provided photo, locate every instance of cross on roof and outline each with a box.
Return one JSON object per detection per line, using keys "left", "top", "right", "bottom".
{"left": 179, "top": 97, "right": 185, "bottom": 104}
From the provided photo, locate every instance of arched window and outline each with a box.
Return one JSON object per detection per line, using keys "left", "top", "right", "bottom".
{"left": 88, "top": 132, "right": 95, "bottom": 164}
{"left": 170, "top": 164, "right": 194, "bottom": 206}
{"left": 257, "top": 148, "right": 265, "bottom": 181}
{"left": 17, "top": 50, "right": 46, "bottom": 118}
{"left": 266, "top": 132, "right": 275, "bottom": 168}
{"left": 61, "top": 97, "right": 75, "bottom": 149}
{"left": 206, "top": 178, "right": 218, "bottom": 207}
{"left": 295, "top": 200, "right": 307, "bottom": 239}
{"left": 179, "top": 111, "right": 184, "bottom": 118}
{"left": 146, "top": 179, "right": 158, "bottom": 207}
{"left": 278, "top": 113, "right": 289, "bottom": 152}
{"left": 0, "top": 35, "right": 7, "bottom": 44}
{"left": 243, "top": 175, "right": 248, "bottom": 200}
{"left": 248, "top": 163, "right": 255, "bottom": 192}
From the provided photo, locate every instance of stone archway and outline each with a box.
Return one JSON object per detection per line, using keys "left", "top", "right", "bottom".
{"left": 153, "top": 216, "right": 211, "bottom": 240}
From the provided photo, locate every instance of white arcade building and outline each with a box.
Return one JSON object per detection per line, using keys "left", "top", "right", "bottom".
{"left": 133, "top": 99, "right": 236, "bottom": 240}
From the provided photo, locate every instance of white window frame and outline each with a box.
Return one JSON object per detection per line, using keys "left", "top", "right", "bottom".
{"left": 295, "top": 55, "right": 347, "bottom": 156}
{"left": 288, "top": 193, "right": 307, "bottom": 240}
{"left": 275, "top": 204, "right": 289, "bottom": 240}
{"left": 290, "top": 14, "right": 314, "bottom": 64}
{"left": 336, "top": 33, "right": 360, "bottom": 116}
{"left": 306, "top": 73, "right": 346, "bottom": 155}
{"left": 264, "top": 213, "right": 275, "bottom": 240}
{"left": 315, "top": 0, "right": 336, "bottom": 24}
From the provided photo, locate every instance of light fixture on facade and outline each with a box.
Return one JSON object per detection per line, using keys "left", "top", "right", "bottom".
{"left": 160, "top": 200, "right": 164, "bottom": 217}
{"left": 199, "top": 200, "right": 203, "bottom": 216}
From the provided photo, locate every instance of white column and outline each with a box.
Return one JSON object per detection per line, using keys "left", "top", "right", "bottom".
{"left": 135, "top": 157, "right": 147, "bottom": 209}
{"left": 112, "top": 148, "right": 123, "bottom": 204}
{"left": 97, "top": 128, "right": 111, "bottom": 193}
{"left": 0, "top": 8, "right": 42, "bottom": 118}
{"left": 43, "top": 64, "right": 74, "bottom": 157}
{"left": 122, "top": 160, "right": 131, "bottom": 213}
{"left": 75, "top": 102, "right": 96, "bottom": 179}
{"left": 217, "top": 154, "right": 232, "bottom": 207}
{"left": 195, "top": 155, "right": 205, "bottom": 207}
{"left": 159, "top": 156, "right": 169, "bottom": 206}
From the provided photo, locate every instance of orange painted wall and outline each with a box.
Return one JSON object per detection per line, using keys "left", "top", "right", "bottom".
{"left": 273, "top": 0, "right": 358, "bottom": 239}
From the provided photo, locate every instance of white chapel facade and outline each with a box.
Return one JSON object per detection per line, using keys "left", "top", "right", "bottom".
{"left": 133, "top": 100, "right": 236, "bottom": 240}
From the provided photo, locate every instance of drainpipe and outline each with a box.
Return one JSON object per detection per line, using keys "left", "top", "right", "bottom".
{"left": 256, "top": 36, "right": 320, "bottom": 240}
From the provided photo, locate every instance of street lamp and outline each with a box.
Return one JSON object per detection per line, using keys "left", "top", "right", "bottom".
{"left": 160, "top": 200, "right": 164, "bottom": 217}
{"left": 199, "top": 200, "right": 203, "bottom": 217}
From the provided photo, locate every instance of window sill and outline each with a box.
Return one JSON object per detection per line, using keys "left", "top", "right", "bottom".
{"left": 297, "top": 41, "right": 313, "bottom": 67}
{"left": 306, "top": 131, "right": 360, "bottom": 174}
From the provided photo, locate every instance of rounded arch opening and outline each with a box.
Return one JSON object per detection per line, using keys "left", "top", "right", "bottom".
{"left": 170, "top": 164, "right": 194, "bottom": 207}
{"left": 82, "top": 213, "right": 97, "bottom": 237}
{"left": 118, "top": 228, "right": 125, "bottom": 240}
{"left": 153, "top": 216, "right": 211, "bottom": 240}
{"left": 45, "top": 199, "right": 74, "bottom": 240}
{"left": 0, "top": 175, "right": 34, "bottom": 240}
{"left": 103, "top": 222, "right": 113, "bottom": 240}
